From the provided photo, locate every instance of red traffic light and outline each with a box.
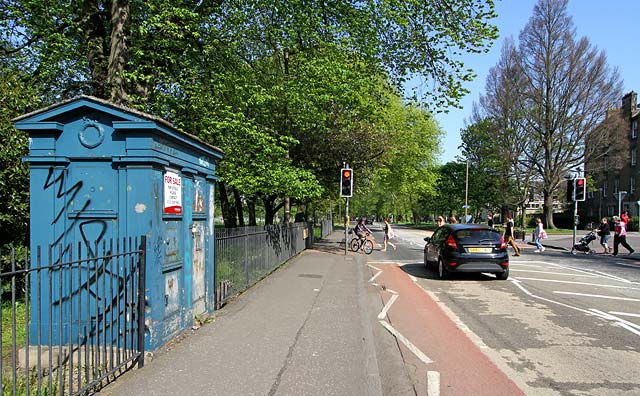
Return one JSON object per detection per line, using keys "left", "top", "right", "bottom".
{"left": 576, "top": 178, "right": 585, "bottom": 186}
{"left": 342, "top": 169, "right": 351, "bottom": 178}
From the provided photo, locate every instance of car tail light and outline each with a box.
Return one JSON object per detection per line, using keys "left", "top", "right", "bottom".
{"left": 501, "top": 261, "right": 509, "bottom": 268}
{"left": 448, "top": 261, "right": 459, "bottom": 267}
{"left": 499, "top": 236, "right": 507, "bottom": 249}
{"left": 446, "top": 235, "right": 458, "bottom": 249}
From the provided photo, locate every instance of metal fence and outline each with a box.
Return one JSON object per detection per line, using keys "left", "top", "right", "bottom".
{"left": 214, "top": 222, "right": 308, "bottom": 307}
{"left": 1, "top": 237, "right": 146, "bottom": 396}
{"left": 319, "top": 218, "right": 333, "bottom": 239}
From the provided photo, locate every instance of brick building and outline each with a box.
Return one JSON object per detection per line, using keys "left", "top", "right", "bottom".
{"left": 584, "top": 92, "right": 640, "bottom": 223}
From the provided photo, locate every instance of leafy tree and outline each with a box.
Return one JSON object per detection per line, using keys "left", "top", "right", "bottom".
{"left": 1, "top": 0, "right": 500, "bottom": 229}
{"left": 506, "top": 0, "right": 622, "bottom": 227}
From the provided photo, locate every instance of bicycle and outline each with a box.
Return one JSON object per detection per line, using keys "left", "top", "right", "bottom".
{"left": 349, "top": 234, "right": 374, "bottom": 254}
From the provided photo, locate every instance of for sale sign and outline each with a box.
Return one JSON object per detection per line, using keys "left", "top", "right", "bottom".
{"left": 164, "top": 171, "right": 182, "bottom": 214}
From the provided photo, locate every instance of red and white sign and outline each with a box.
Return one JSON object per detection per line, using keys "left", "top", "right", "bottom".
{"left": 164, "top": 171, "right": 182, "bottom": 214}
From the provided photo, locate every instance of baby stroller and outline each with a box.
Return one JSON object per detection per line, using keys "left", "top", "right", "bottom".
{"left": 571, "top": 230, "right": 597, "bottom": 255}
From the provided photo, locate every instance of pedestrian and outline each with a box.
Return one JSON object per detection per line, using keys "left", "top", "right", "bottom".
{"left": 597, "top": 217, "right": 611, "bottom": 254}
{"left": 487, "top": 213, "right": 494, "bottom": 228}
{"left": 533, "top": 218, "right": 546, "bottom": 253}
{"left": 381, "top": 218, "right": 397, "bottom": 252}
{"left": 612, "top": 216, "right": 634, "bottom": 256}
{"left": 503, "top": 212, "right": 520, "bottom": 256}
{"left": 449, "top": 216, "right": 458, "bottom": 224}
{"left": 621, "top": 210, "right": 630, "bottom": 225}
{"left": 436, "top": 216, "right": 445, "bottom": 227}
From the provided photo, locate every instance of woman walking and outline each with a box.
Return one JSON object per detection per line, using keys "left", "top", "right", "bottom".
{"left": 613, "top": 216, "right": 635, "bottom": 256}
{"left": 503, "top": 212, "right": 520, "bottom": 256}
{"left": 381, "top": 218, "right": 397, "bottom": 252}
{"left": 597, "top": 217, "right": 611, "bottom": 254}
{"left": 533, "top": 218, "right": 546, "bottom": 253}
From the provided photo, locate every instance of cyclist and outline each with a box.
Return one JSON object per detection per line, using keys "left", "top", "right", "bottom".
{"left": 355, "top": 218, "right": 374, "bottom": 250}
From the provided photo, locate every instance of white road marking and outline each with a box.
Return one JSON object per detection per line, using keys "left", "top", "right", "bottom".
{"left": 553, "top": 291, "right": 640, "bottom": 302}
{"left": 367, "top": 263, "right": 434, "bottom": 365}
{"left": 377, "top": 294, "right": 398, "bottom": 320}
{"left": 427, "top": 371, "right": 440, "bottom": 396}
{"left": 514, "top": 277, "right": 640, "bottom": 290}
{"left": 511, "top": 269, "right": 598, "bottom": 278}
{"left": 379, "top": 320, "right": 433, "bottom": 364}
{"left": 609, "top": 311, "right": 640, "bottom": 318}
{"left": 588, "top": 309, "right": 640, "bottom": 337}
{"left": 368, "top": 271, "right": 382, "bottom": 283}
{"left": 510, "top": 279, "right": 640, "bottom": 338}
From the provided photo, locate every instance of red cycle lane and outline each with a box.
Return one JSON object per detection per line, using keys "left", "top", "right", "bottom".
{"left": 370, "top": 263, "right": 524, "bottom": 396}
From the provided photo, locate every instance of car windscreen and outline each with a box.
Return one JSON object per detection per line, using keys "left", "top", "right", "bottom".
{"left": 454, "top": 229, "right": 501, "bottom": 244}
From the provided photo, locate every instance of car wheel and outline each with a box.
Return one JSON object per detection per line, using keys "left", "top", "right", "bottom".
{"left": 437, "top": 259, "right": 449, "bottom": 280}
{"left": 495, "top": 268, "right": 509, "bottom": 280}
{"left": 424, "top": 254, "right": 429, "bottom": 269}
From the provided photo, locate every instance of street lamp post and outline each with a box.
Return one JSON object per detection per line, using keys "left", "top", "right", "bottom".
{"left": 617, "top": 191, "right": 628, "bottom": 216}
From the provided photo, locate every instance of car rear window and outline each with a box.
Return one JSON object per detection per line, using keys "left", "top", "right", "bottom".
{"left": 454, "top": 229, "right": 501, "bottom": 243}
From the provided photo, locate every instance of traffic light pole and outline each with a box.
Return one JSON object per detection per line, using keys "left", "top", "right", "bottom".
{"left": 344, "top": 197, "right": 349, "bottom": 256}
{"left": 573, "top": 200, "right": 577, "bottom": 248}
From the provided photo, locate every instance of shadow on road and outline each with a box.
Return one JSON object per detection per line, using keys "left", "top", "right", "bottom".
{"left": 400, "top": 262, "right": 503, "bottom": 282}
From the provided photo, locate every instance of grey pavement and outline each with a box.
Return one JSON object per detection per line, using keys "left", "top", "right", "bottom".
{"left": 99, "top": 231, "right": 413, "bottom": 396}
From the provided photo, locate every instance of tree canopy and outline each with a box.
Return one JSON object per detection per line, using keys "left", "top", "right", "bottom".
{"left": 1, "top": 0, "right": 500, "bottom": 242}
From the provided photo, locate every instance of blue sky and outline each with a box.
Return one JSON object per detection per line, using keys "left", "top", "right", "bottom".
{"left": 423, "top": 0, "right": 640, "bottom": 164}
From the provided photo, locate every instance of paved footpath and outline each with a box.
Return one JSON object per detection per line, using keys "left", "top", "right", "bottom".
{"left": 99, "top": 232, "right": 413, "bottom": 396}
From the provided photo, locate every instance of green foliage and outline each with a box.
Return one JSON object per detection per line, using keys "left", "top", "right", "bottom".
{"left": 0, "top": 0, "right": 500, "bottom": 228}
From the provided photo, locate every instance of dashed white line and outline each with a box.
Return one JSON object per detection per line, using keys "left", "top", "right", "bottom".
{"left": 427, "top": 371, "right": 440, "bottom": 396}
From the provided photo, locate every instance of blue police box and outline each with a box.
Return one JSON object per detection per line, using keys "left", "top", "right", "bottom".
{"left": 15, "top": 96, "right": 223, "bottom": 351}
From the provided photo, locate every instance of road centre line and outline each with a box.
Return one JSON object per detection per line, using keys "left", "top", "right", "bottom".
{"left": 553, "top": 291, "right": 640, "bottom": 302}
{"left": 514, "top": 277, "right": 640, "bottom": 290}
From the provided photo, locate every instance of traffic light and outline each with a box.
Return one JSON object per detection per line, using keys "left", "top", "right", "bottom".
{"left": 340, "top": 168, "right": 353, "bottom": 197}
{"left": 566, "top": 179, "right": 574, "bottom": 202}
{"left": 574, "top": 177, "right": 586, "bottom": 201}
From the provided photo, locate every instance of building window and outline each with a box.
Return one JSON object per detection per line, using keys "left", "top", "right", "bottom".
{"left": 633, "top": 120, "right": 638, "bottom": 139}
{"left": 633, "top": 149, "right": 638, "bottom": 167}
{"left": 631, "top": 177, "right": 636, "bottom": 195}
{"left": 603, "top": 183, "right": 607, "bottom": 198}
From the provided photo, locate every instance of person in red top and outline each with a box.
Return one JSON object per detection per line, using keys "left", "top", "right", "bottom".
{"left": 613, "top": 216, "right": 634, "bottom": 256}
{"left": 621, "top": 210, "right": 630, "bottom": 225}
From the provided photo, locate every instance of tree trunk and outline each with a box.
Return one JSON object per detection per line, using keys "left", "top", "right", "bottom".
{"left": 284, "top": 197, "right": 291, "bottom": 223}
{"left": 294, "top": 201, "right": 307, "bottom": 222}
{"left": 263, "top": 196, "right": 276, "bottom": 225}
{"left": 218, "top": 182, "right": 237, "bottom": 228}
{"left": 247, "top": 198, "right": 257, "bottom": 226}
{"left": 233, "top": 187, "right": 244, "bottom": 227}
{"left": 544, "top": 190, "right": 556, "bottom": 229}
{"left": 108, "top": 0, "right": 130, "bottom": 104}
{"left": 83, "top": 0, "right": 108, "bottom": 99}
